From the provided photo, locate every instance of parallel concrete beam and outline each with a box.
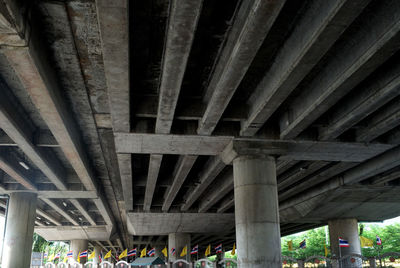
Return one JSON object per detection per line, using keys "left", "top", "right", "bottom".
{"left": 318, "top": 58, "right": 400, "bottom": 141}
{"left": 155, "top": 0, "right": 202, "bottom": 134}
{"left": 0, "top": 151, "right": 37, "bottom": 190}
{"left": 217, "top": 194, "right": 234, "bottom": 213}
{"left": 280, "top": 0, "right": 400, "bottom": 139}
{"left": 143, "top": 154, "right": 162, "bottom": 211}
{"left": 356, "top": 97, "right": 400, "bottom": 142}
{"left": 181, "top": 157, "right": 225, "bottom": 211}
{"left": 41, "top": 198, "right": 79, "bottom": 226}
{"left": 241, "top": 0, "right": 370, "bottom": 136}
{"left": 198, "top": 0, "right": 285, "bottom": 135}
{"left": 70, "top": 199, "right": 97, "bottom": 226}
{"left": 198, "top": 171, "right": 233, "bottom": 213}
{"left": 0, "top": 130, "right": 59, "bottom": 148}
{"left": 162, "top": 155, "right": 198, "bottom": 212}
{"left": 36, "top": 208, "right": 62, "bottom": 226}
{"left": 0, "top": 88, "right": 67, "bottom": 190}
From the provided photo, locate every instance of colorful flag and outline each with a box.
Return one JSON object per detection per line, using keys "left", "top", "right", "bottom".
{"left": 99, "top": 251, "right": 103, "bottom": 262}
{"left": 128, "top": 248, "right": 137, "bottom": 257}
{"left": 324, "top": 244, "right": 329, "bottom": 257}
{"left": 215, "top": 244, "right": 222, "bottom": 254}
{"left": 288, "top": 240, "right": 293, "bottom": 251}
{"left": 119, "top": 249, "right": 128, "bottom": 259}
{"left": 104, "top": 250, "right": 112, "bottom": 259}
{"left": 376, "top": 235, "right": 382, "bottom": 245}
{"left": 360, "top": 236, "right": 373, "bottom": 248}
{"left": 44, "top": 253, "right": 48, "bottom": 259}
{"left": 299, "top": 239, "right": 306, "bottom": 249}
{"left": 79, "top": 250, "right": 88, "bottom": 258}
{"left": 162, "top": 247, "right": 168, "bottom": 257}
{"left": 77, "top": 252, "right": 80, "bottom": 263}
{"left": 191, "top": 245, "right": 198, "bottom": 255}
{"left": 48, "top": 253, "right": 55, "bottom": 262}
{"left": 148, "top": 248, "right": 155, "bottom": 257}
{"left": 339, "top": 237, "right": 349, "bottom": 247}
{"left": 205, "top": 245, "right": 211, "bottom": 257}
{"left": 63, "top": 256, "right": 68, "bottom": 263}
{"left": 231, "top": 243, "right": 236, "bottom": 255}
{"left": 54, "top": 252, "right": 61, "bottom": 259}
{"left": 66, "top": 250, "right": 73, "bottom": 258}
{"left": 140, "top": 248, "right": 147, "bottom": 257}
{"left": 88, "top": 251, "right": 96, "bottom": 260}
{"left": 180, "top": 246, "right": 187, "bottom": 257}
{"left": 171, "top": 248, "right": 176, "bottom": 256}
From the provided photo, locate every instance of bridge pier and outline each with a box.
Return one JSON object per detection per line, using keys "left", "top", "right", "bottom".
{"left": 93, "top": 245, "right": 102, "bottom": 265}
{"left": 328, "top": 218, "right": 362, "bottom": 268}
{"left": 168, "top": 233, "right": 190, "bottom": 262}
{"left": 233, "top": 155, "right": 281, "bottom": 268}
{"left": 1, "top": 192, "right": 37, "bottom": 268}
{"left": 71, "top": 239, "right": 88, "bottom": 264}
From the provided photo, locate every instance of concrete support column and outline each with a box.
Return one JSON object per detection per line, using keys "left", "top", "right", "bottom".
{"left": 233, "top": 155, "right": 281, "bottom": 268}
{"left": 71, "top": 239, "right": 89, "bottom": 264}
{"left": 2, "top": 192, "right": 37, "bottom": 268}
{"left": 93, "top": 245, "right": 102, "bottom": 265}
{"left": 328, "top": 218, "right": 362, "bottom": 268}
{"left": 168, "top": 233, "right": 190, "bottom": 262}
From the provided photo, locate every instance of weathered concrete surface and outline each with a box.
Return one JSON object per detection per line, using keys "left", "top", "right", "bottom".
{"left": 2, "top": 192, "right": 37, "bottom": 268}
{"left": 35, "top": 226, "right": 111, "bottom": 241}
{"left": 233, "top": 156, "right": 281, "bottom": 268}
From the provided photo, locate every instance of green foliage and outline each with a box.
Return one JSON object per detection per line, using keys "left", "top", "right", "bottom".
{"left": 281, "top": 226, "right": 329, "bottom": 259}
{"left": 31, "top": 233, "right": 69, "bottom": 263}
{"left": 281, "top": 223, "right": 400, "bottom": 259}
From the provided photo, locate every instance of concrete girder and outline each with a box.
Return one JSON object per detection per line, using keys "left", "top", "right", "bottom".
{"left": 356, "top": 97, "right": 400, "bottom": 142}
{"left": 241, "top": 0, "right": 370, "bottom": 136}
{"left": 181, "top": 157, "right": 225, "bottom": 211}
{"left": 280, "top": 0, "right": 400, "bottom": 139}
{"left": 0, "top": 151, "right": 37, "bottom": 190}
{"left": 41, "top": 198, "right": 80, "bottom": 226}
{"left": 319, "top": 56, "right": 400, "bottom": 141}
{"left": 162, "top": 155, "right": 198, "bottom": 212}
{"left": 217, "top": 193, "right": 234, "bottom": 213}
{"left": 198, "top": 0, "right": 286, "bottom": 135}
{"left": 35, "top": 226, "right": 112, "bottom": 241}
{"left": 0, "top": 130, "right": 59, "bottom": 148}
{"left": 280, "top": 144, "right": 400, "bottom": 210}
{"left": 70, "top": 199, "right": 97, "bottom": 226}
{"left": 144, "top": 0, "right": 203, "bottom": 212}
{"left": 198, "top": 170, "right": 233, "bottom": 213}
{"left": 36, "top": 207, "right": 62, "bottom": 226}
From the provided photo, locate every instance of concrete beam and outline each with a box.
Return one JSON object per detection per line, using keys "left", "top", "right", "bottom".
{"left": 117, "top": 154, "right": 133, "bottom": 211}
{"left": 0, "top": 130, "right": 59, "bottom": 148}
{"left": 198, "top": 171, "right": 233, "bottom": 213}
{"left": 280, "top": 0, "right": 400, "bottom": 139}
{"left": 221, "top": 139, "right": 393, "bottom": 164}
{"left": 356, "top": 97, "right": 400, "bottom": 142}
{"left": 41, "top": 198, "right": 79, "bottom": 226}
{"left": 319, "top": 58, "right": 400, "bottom": 141}
{"left": 241, "top": 0, "right": 369, "bottom": 136}
{"left": 181, "top": 157, "right": 225, "bottom": 211}
{"left": 70, "top": 199, "right": 97, "bottom": 226}
{"left": 155, "top": 0, "right": 202, "bottom": 134}
{"left": 0, "top": 151, "right": 37, "bottom": 190}
{"left": 127, "top": 212, "right": 235, "bottom": 235}
{"left": 198, "top": 0, "right": 285, "bottom": 135}
{"left": 35, "top": 225, "right": 112, "bottom": 241}
{"left": 2, "top": 190, "right": 98, "bottom": 199}
{"left": 162, "top": 155, "right": 198, "bottom": 212}
{"left": 143, "top": 154, "right": 162, "bottom": 211}
{"left": 114, "top": 133, "right": 232, "bottom": 155}
{"left": 36, "top": 208, "right": 62, "bottom": 226}
{"left": 0, "top": 88, "right": 67, "bottom": 190}
{"left": 217, "top": 194, "right": 234, "bottom": 213}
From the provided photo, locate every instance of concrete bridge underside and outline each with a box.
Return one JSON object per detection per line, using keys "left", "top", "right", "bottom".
{"left": 1, "top": 0, "right": 400, "bottom": 266}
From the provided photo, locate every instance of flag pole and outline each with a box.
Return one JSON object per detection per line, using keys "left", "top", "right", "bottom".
{"left": 338, "top": 238, "right": 342, "bottom": 268}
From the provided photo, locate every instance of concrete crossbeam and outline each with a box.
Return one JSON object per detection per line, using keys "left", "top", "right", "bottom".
{"left": 241, "top": 0, "right": 369, "bottom": 136}
{"left": 0, "top": 130, "right": 59, "bottom": 148}
{"left": 198, "top": 0, "right": 285, "bottom": 135}
{"left": 181, "top": 157, "right": 225, "bottom": 211}
{"left": 35, "top": 225, "right": 112, "bottom": 241}
{"left": 280, "top": 0, "right": 400, "bottom": 139}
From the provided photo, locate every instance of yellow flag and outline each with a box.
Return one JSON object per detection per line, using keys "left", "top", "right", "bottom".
{"left": 119, "top": 249, "right": 128, "bottom": 259}
{"left": 205, "top": 245, "right": 211, "bottom": 256}
{"left": 288, "top": 240, "right": 293, "bottom": 251}
{"left": 104, "top": 250, "right": 112, "bottom": 259}
{"left": 88, "top": 250, "right": 96, "bottom": 259}
{"left": 63, "top": 256, "right": 68, "bottom": 263}
{"left": 162, "top": 247, "right": 168, "bottom": 257}
{"left": 231, "top": 243, "right": 236, "bottom": 255}
{"left": 77, "top": 252, "right": 80, "bottom": 262}
{"left": 180, "top": 246, "right": 187, "bottom": 257}
{"left": 48, "top": 253, "right": 55, "bottom": 262}
{"left": 140, "top": 248, "right": 147, "bottom": 257}
{"left": 324, "top": 244, "right": 329, "bottom": 257}
{"left": 360, "top": 236, "right": 374, "bottom": 248}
